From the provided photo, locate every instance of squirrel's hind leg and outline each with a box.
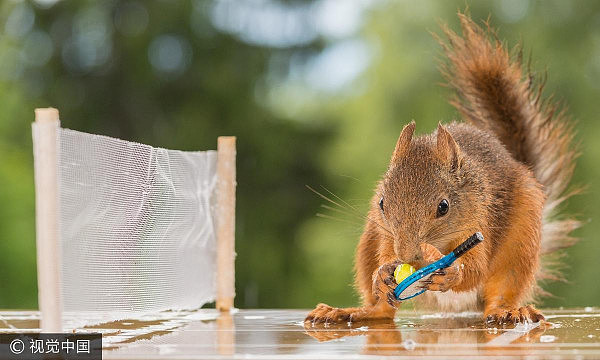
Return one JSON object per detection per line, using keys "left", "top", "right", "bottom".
{"left": 482, "top": 175, "right": 545, "bottom": 325}
{"left": 304, "top": 217, "right": 398, "bottom": 325}
{"left": 304, "top": 255, "right": 397, "bottom": 325}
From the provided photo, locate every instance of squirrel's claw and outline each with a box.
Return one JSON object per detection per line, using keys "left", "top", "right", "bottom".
{"left": 420, "top": 264, "right": 462, "bottom": 292}
{"left": 372, "top": 261, "right": 402, "bottom": 308}
{"left": 485, "top": 305, "right": 545, "bottom": 327}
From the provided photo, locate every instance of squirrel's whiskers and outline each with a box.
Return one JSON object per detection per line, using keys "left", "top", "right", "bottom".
{"left": 308, "top": 185, "right": 394, "bottom": 237}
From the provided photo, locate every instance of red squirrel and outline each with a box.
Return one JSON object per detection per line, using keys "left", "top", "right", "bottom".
{"left": 305, "top": 12, "right": 579, "bottom": 325}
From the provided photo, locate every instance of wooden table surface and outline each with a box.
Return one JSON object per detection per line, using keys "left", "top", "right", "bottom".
{"left": 1, "top": 308, "right": 599, "bottom": 359}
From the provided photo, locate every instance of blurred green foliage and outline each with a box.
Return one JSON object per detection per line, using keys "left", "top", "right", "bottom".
{"left": 0, "top": 0, "right": 598, "bottom": 310}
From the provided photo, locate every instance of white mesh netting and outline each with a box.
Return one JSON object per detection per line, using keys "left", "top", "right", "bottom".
{"left": 33, "top": 125, "right": 219, "bottom": 327}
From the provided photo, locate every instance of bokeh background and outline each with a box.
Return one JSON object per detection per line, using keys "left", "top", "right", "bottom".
{"left": 1, "top": 0, "right": 598, "bottom": 310}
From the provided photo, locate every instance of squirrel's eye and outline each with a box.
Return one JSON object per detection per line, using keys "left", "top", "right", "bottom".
{"left": 379, "top": 197, "right": 384, "bottom": 212}
{"left": 436, "top": 199, "right": 449, "bottom": 217}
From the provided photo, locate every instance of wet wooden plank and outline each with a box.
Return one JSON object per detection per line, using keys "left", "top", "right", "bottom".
{"left": 1, "top": 309, "right": 599, "bottom": 359}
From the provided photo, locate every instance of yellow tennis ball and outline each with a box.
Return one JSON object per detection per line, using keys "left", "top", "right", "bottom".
{"left": 394, "top": 263, "right": 415, "bottom": 284}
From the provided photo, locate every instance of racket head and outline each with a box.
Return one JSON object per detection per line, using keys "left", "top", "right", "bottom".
{"left": 394, "top": 274, "right": 430, "bottom": 300}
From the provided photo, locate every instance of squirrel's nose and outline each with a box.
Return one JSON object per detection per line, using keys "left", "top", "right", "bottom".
{"left": 408, "top": 253, "right": 427, "bottom": 269}
{"left": 398, "top": 248, "right": 426, "bottom": 268}
{"left": 394, "top": 237, "right": 425, "bottom": 267}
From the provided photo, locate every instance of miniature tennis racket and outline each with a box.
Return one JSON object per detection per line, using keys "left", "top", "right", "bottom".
{"left": 394, "top": 232, "right": 484, "bottom": 300}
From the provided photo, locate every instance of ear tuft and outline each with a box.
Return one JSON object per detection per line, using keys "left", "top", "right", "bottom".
{"left": 392, "top": 121, "right": 416, "bottom": 161}
{"left": 436, "top": 123, "right": 462, "bottom": 170}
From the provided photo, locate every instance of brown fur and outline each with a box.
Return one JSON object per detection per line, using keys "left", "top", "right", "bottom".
{"left": 305, "top": 11, "right": 578, "bottom": 326}
{"left": 437, "top": 12, "right": 580, "bottom": 288}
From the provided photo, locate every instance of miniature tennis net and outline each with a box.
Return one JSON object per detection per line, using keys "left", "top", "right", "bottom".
{"left": 32, "top": 108, "right": 236, "bottom": 331}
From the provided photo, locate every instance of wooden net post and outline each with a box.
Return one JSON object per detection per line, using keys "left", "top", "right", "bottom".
{"left": 217, "top": 312, "right": 235, "bottom": 355}
{"left": 33, "top": 108, "right": 63, "bottom": 332}
{"left": 216, "top": 136, "right": 236, "bottom": 311}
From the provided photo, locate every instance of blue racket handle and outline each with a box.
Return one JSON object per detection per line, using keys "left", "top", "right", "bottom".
{"left": 452, "top": 232, "right": 484, "bottom": 258}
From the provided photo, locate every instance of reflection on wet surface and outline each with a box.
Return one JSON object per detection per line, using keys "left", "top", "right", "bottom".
{"left": 1, "top": 308, "right": 599, "bottom": 359}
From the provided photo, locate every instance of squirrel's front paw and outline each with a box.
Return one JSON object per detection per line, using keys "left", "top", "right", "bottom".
{"left": 372, "top": 261, "right": 402, "bottom": 307}
{"left": 420, "top": 265, "right": 462, "bottom": 292}
{"left": 419, "top": 243, "right": 462, "bottom": 292}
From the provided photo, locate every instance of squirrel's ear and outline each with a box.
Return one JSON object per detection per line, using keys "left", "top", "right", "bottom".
{"left": 436, "top": 123, "right": 462, "bottom": 170}
{"left": 392, "top": 121, "right": 416, "bottom": 161}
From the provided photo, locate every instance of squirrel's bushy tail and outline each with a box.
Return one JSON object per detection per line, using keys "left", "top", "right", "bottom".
{"left": 437, "top": 12, "right": 580, "bottom": 289}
